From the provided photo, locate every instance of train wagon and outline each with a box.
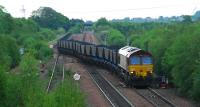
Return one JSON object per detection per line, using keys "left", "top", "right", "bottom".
{"left": 57, "top": 38, "right": 154, "bottom": 87}
{"left": 96, "top": 45, "right": 104, "bottom": 59}
{"left": 109, "top": 50, "right": 113, "bottom": 63}
{"left": 80, "top": 43, "right": 85, "bottom": 55}
{"left": 68, "top": 41, "right": 73, "bottom": 50}
{"left": 91, "top": 45, "right": 96, "bottom": 57}
{"left": 112, "top": 50, "right": 118, "bottom": 65}
{"left": 75, "top": 41, "right": 81, "bottom": 54}
{"left": 85, "top": 43, "right": 93, "bottom": 56}
{"left": 103, "top": 47, "right": 110, "bottom": 61}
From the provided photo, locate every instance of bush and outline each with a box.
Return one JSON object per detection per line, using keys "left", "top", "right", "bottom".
{"left": 43, "top": 75, "right": 86, "bottom": 107}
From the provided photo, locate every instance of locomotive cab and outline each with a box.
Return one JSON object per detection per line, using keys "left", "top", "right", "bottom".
{"left": 128, "top": 53, "right": 153, "bottom": 78}
{"left": 118, "top": 46, "right": 153, "bottom": 86}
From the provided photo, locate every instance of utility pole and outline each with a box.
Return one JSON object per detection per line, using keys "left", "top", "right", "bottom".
{"left": 21, "top": 5, "right": 26, "bottom": 18}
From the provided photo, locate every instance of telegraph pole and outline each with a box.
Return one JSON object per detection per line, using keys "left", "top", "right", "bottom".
{"left": 21, "top": 5, "right": 26, "bottom": 18}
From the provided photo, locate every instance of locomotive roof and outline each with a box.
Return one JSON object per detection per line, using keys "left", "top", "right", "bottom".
{"left": 118, "top": 46, "right": 142, "bottom": 58}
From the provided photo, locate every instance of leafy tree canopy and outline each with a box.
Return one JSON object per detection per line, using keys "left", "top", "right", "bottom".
{"left": 95, "top": 17, "right": 110, "bottom": 27}
{"left": 31, "top": 7, "right": 70, "bottom": 30}
{"left": 107, "top": 28, "right": 126, "bottom": 47}
{"left": 0, "top": 8, "right": 13, "bottom": 34}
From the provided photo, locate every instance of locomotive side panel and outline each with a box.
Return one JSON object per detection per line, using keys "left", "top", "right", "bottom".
{"left": 119, "top": 54, "right": 128, "bottom": 71}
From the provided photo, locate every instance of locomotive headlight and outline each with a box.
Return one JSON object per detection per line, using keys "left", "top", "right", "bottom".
{"left": 147, "top": 68, "right": 152, "bottom": 71}
{"left": 147, "top": 70, "right": 152, "bottom": 73}
{"left": 130, "top": 71, "right": 134, "bottom": 74}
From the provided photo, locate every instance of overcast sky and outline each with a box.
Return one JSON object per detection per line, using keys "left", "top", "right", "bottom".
{"left": 0, "top": 0, "right": 200, "bottom": 21}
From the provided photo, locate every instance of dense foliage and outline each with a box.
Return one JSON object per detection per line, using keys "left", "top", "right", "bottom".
{"left": 4, "top": 54, "right": 86, "bottom": 107}
{"left": 0, "top": 6, "right": 86, "bottom": 107}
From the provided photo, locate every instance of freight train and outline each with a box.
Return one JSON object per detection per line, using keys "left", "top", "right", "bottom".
{"left": 57, "top": 39, "right": 154, "bottom": 86}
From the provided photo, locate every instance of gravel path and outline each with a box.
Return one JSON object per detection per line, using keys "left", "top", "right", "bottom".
{"left": 154, "top": 89, "right": 196, "bottom": 107}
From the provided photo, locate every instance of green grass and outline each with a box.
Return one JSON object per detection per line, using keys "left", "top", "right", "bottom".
{"left": 43, "top": 75, "right": 86, "bottom": 107}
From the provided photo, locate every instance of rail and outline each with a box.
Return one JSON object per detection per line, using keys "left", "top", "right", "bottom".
{"left": 86, "top": 65, "right": 134, "bottom": 107}
{"left": 46, "top": 55, "right": 65, "bottom": 93}
{"left": 135, "top": 87, "right": 177, "bottom": 107}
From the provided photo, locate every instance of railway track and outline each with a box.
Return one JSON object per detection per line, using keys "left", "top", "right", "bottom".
{"left": 46, "top": 55, "right": 65, "bottom": 93}
{"left": 135, "top": 88, "right": 177, "bottom": 107}
{"left": 86, "top": 65, "right": 134, "bottom": 107}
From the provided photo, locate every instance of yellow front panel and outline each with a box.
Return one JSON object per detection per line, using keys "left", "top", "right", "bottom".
{"left": 128, "top": 65, "right": 153, "bottom": 78}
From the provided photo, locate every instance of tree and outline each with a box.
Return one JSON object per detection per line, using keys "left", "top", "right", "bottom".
{"left": 106, "top": 29, "right": 126, "bottom": 47}
{"left": 19, "top": 53, "right": 39, "bottom": 83}
{"left": 0, "top": 67, "right": 6, "bottom": 106}
{"left": 12, "top": 18, "right": 40, "bottom": 34}
{"left": 162, "top": 24, "right": 200, "bottom": 96}
{"left": 191, "top": 54, "right": 200, "bottom": 100}
{"left": 18, "top": 53, "right": 45, "bottom": 107}
{"left": 0, "top": 8, "right": 13, "bottom": 34}
{"left": 31, "top": 7, "right": 70, "bottom": 30}
{"left": 39, "top": 28, "right": 56, "bottom": 41}
{"left": 182, "top": 15, "right": 192, "bottom": 24}
{"left": 95, "top": 18, "right": 110, "bottom": 27}
{"left": 70, "top": 19, "right": 84, "bottom": 27}
{"left": 68, "top": 24, "right": 83, "bottom": 33}
{"left": 0, "top": 35, "right": 20, "bottom": 69}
